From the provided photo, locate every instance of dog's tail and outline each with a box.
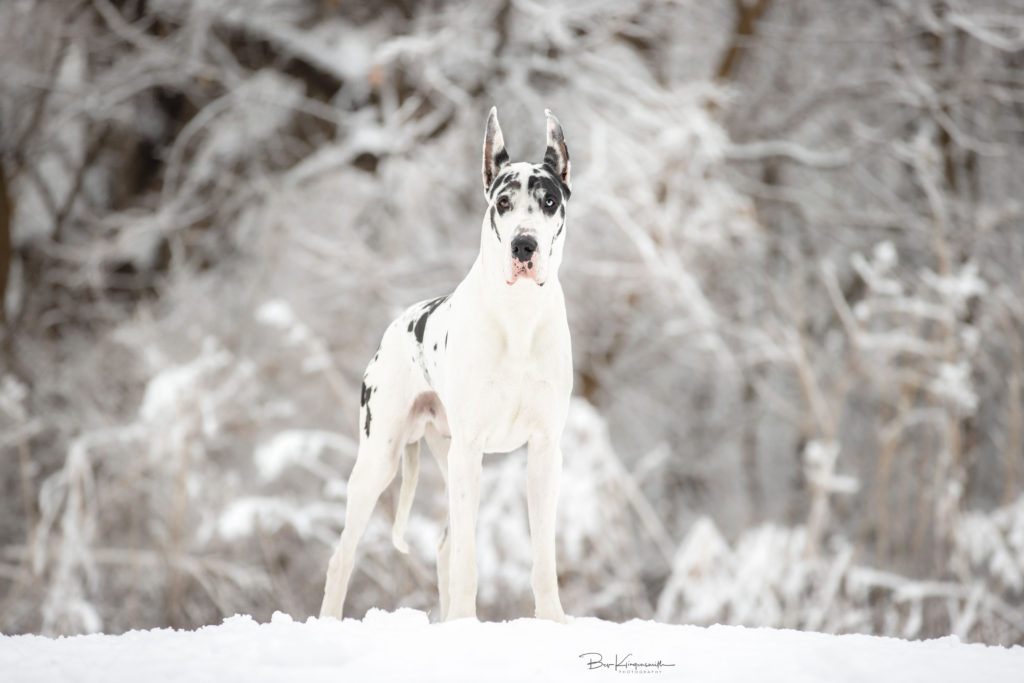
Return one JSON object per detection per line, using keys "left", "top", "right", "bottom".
{"left": 392, "top": 441, "right": 419, "bottom": 554}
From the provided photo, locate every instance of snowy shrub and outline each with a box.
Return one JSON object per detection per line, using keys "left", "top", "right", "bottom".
{"left": 661, "top": 503, "right": 1024, "bottom": 645}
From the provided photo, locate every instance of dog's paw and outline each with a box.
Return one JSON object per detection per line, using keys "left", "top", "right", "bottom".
{"left": 443, "top": 608, "right": 479, "bottom": 622}
{"left": 535, "top": 604, "right": 567, "bottom": 623}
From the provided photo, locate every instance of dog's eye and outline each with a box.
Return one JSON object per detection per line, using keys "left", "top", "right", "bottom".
{"left": 544, "top": 195, "right": 557, "bottom": 208}
{"left": 497, "top": 196, "right": 510, "bottom": 211}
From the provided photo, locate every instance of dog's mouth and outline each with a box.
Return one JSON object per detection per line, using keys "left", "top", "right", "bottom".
{"left": 506, "top": 260, "right": 543, "bottom": 286}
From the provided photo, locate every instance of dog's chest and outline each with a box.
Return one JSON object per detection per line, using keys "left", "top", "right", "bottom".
{"left": 474, "top": 360, "right": 556, "bottom": 452}
{"left": 445, "top": 297, "right": 570, "bottom": 449}
{"left": 391, "top": 270, "right": 571, "bottom": 452}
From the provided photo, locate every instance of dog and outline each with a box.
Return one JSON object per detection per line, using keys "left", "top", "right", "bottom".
{"left": 319, "top": 107, "right": 573, "bottom": 622}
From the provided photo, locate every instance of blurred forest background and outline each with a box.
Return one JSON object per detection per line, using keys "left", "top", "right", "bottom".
{"left": 2, "top": 0, "right": 1024, "bottom": 645}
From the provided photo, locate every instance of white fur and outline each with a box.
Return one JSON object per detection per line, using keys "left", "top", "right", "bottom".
{"left": 320, "top": 108, "right": 572, "bottom": 622}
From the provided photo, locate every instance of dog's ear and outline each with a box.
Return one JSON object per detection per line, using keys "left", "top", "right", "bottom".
{"left": 482, "top": 106, "right": 510, "bottom": 194}
{"left": 543, "top": 109, "right": 571, "bottom": 192}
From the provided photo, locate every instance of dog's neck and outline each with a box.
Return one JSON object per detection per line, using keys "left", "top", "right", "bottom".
{"left": 466, "top": 254, "right": 562, "bottom": 347}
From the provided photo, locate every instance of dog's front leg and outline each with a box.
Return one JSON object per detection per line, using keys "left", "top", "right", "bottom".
{"left": 445, "top": 437, "right": 484, "bottom": 620}
{"left": 527, "top": 438, "right": 567, "bottom": 622}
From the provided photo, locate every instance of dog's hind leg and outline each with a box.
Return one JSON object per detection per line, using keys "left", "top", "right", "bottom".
{"left": 435, "top": 523, "right": 451, "bottom": 620}
{"left": 320, "top": 436, "right": 400, "bottom": 619}
{"left": 391, "top": 441, "right": 419, "bottom": 554}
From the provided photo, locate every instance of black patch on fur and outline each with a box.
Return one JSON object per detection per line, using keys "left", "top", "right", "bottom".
{"left": 407, "top": 320, "right": 414, "bottom": 333}
{"left": 543, "top": 146, "right": 561, "bottom": 174}
{"left": 445, "top": 332, "right": 448, "bottom": 348}
{"left": 528, "top": 173, "right": 564, "bottom": 200}
{"left": 550, "top": 219, "right": 565, "bottom": 256}
{"left": 530, "top": 165, "right": 571, "bottom": 200}
{"left": 544, "top": 143, "right": 570, "bottom": 188}
{"left": 414, "top": 296, "right": 448, "bottom": 344}
{"left": 488, "top": 171, "right": 510, "bottom": 197}
{"left": 490, "top": 206, "right": 501, "bottom": 241}
{"left": 489, "top": 172, "right": 520, "bottom": 199}
{"left": 361, "top": 381, "right": 373, "bottom": 437}
{"left": 493, "top": 147, "right": 509, "bottom": 170}
{"left": 433, "top": 343, "right": 438, "bottom": 351}
{"left": 528, "top": 172, "right": 564, "bottom": 216}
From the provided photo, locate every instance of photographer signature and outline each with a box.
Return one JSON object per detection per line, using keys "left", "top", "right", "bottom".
{"left": 579, "top": 651, "right": 676, "bottom": 674}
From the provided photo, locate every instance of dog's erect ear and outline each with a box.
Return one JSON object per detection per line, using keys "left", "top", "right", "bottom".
{"left": 482, "top": 106, "right": 510, "bottom": 193}
{"left": 543, "top": 109, "right": 571, "bottom": 192}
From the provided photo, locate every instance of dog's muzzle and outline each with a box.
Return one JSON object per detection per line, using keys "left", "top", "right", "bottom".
{"left": 508, "top": 235, "right": 541, "bottom": 285}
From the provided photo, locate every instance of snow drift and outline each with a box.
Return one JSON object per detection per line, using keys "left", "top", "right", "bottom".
{"left": 3, "top": 609, "right": 1023, "bottom": 683}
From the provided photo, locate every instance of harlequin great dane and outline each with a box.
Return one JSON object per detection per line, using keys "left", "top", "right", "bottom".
{"left": 319, "top": 107, "right": 572, "bottom": 623}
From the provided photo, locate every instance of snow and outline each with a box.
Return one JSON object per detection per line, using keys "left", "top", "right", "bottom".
{"left": 214, "top": 496, "right": 345, "bottom": 544}
{"left": 253, "top": 429, "right": 355, "bottom": 482}
{"left": 2, "top": 609, "right": 1022, "bottom": 682}
{"left": 137, "top": 338, "right": 233, "bottom": 423}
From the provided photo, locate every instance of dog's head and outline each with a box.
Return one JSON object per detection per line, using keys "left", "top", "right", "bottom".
{"left": 480, "top": 107, "right": 571, "bottom": 288}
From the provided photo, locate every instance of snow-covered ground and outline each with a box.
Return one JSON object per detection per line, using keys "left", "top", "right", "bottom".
{"left": 3, "top": 609, "right": 1022, "bottom": 682}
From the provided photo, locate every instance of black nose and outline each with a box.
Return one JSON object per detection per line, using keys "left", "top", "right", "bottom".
{"left": 511, "top": 235, "right": 537, "bottom": 262}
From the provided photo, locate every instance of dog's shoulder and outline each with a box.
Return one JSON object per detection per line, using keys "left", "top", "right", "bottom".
{"left": 401, "top": 294, "right": 452, "bottom": 347}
